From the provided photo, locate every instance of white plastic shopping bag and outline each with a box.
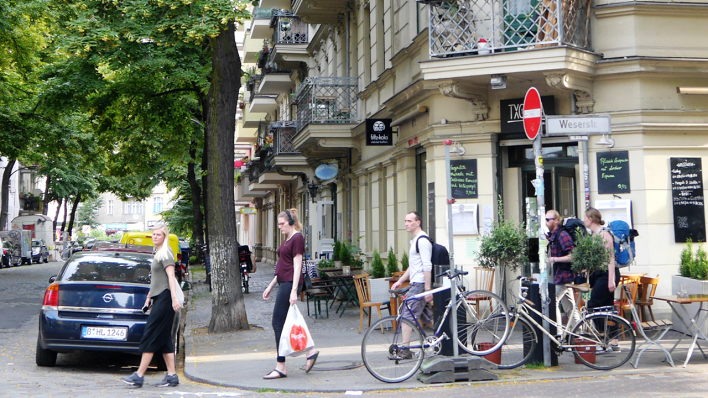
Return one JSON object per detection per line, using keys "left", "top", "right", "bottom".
{"left": 278, "top": 305, "right": 315, "bottom": 357}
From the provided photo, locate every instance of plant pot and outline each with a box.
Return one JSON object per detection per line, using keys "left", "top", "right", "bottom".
{"left": 574, "top": 339, "right": 596, "bottom": 364}
{"left": 369, "top": 277, "right": 390, "bottom": 304}
{"left": 334, "top": 261, "right": 342, "bottom": 268}
{"left": 477, "top": 342, "right": 502, "bottom": 365}
{"left": 342, "top": 265, "right": 351, "bottom": 275}
{"left": 672, "top": 275, "right": 708, "bottom": 335}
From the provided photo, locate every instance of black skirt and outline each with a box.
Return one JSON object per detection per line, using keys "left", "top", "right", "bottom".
{"left": 139, "top": 289, "right": 177, "bottom": 354}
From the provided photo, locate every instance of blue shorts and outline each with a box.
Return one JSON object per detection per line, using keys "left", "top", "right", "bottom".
{"left": 401, "top": 283, "right": 433, "bottom": 326}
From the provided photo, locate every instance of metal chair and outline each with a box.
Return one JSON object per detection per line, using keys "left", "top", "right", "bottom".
{"left": 353, "top": 274, "right": 389, "bottom": 333}
{"left": 636, "top": 275, "right": 660, "bottom": 322}
{"left": 622, "top": 284, "right": 675, "bottom": 368}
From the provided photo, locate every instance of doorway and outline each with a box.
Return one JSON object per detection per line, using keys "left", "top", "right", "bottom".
{"left": 521, "top": 166, "right": 577, "bottom": 220}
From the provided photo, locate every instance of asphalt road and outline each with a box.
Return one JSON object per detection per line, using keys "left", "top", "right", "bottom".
{"left": 2, "top": 261, "right": 708, "bottom": 397}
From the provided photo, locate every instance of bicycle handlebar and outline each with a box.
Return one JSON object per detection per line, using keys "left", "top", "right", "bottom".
{"left": 435, "top": 269, "right": 469, "bottom": 279}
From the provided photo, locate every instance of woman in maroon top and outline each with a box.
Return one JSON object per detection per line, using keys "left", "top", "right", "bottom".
{"left": 262, "top": 208, "right": 319, "bottom": 379}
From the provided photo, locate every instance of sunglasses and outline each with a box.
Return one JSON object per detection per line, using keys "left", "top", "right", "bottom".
{"left": 545, "top": 218, "right": 556, "bottom": 222}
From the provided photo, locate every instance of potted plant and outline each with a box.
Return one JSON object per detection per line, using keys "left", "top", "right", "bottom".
{"left": 386, "top": 248, "right": 399, "bottom": 277}
{"left": 370, "top": 250, "right": 385, "bottom": 278}
{"left": 570, "top": 231, "right": 611, "bottom": 283}
{"left": 476, "top": 199, "right": 528, "bottom": 301}
{"left": 332, "top": 240, "right": 342, "bottom": 267}
{"left": 367, "top": 249, "right": 390, "bottom": 304}
{"left": 673, "top": 240, "right": 708, "bottom": 334}
{"left": 401, "top": 251, "right": 409, "bottom": 271}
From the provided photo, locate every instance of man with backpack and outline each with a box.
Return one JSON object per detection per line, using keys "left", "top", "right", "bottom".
{"left": 545, "top": 210, "right": 580, "bottom": 328}
{"left": 391, "top": 211, "right": 434, "bottom": 359}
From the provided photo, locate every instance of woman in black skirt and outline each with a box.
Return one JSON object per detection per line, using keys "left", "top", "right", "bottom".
{"left": 584, "top": 207, "right": 620, "bottom": 309}
{"left": 262, "top": 208, "right": 318, "bottom": 379}
{"left": 121, "top": 225, "right": 181, "bottom": 388}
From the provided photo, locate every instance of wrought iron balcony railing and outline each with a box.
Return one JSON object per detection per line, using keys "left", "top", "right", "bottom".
{"left": 428, "top": 0, "right": 590, "bottom": 58}
{"left": 270, "top": 121, "right": 300, "bottom": 155}
{"left": 270, "top": 11, "right": 308, "bottom": 45}
{"left": 252, "top": 7, "right": 277, "bottom": 19}
{"left": 248, "top": 74, "right": 262, "bottom": 103}
{"left": 295, "top": 77, "right": 358, "bottom": 131}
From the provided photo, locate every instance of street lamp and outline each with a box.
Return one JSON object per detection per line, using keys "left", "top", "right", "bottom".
{"left": 307, "top": 181, "right": 320, "bottom": 203}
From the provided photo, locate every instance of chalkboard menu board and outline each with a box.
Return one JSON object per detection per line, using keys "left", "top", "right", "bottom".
{"left": 671, "top": 157, "right": 706, "bottom": 243}
{"left": 450, "top": 159, "right": 478, "bottom": 199}
{"left": 597, "top": 151, "right": 631, "bottom": 194}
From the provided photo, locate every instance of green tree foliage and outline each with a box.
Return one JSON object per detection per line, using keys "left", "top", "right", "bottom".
{"left": 476, "top": 200, "right": 528, "bottom": 272}
{"left": 401, "top": 251, "right": 409, "bottom": 271}
{"left": 570, "top": 231, "right": 611, "bottom": 277}
{"left": 386, "top": 248, "right": 399, "bottom": 277}
{"left": 680, "top": 240, "right": 693, "bottom": 278}
{"left": 77, "top": 196, "right": 104, "bottom": 228}
{"left": 371, "top": 250, "right": 386, "bottom": 279}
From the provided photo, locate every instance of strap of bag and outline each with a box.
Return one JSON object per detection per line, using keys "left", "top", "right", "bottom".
{"left": 415, "top": 235, "right": 434, "bottom": 254}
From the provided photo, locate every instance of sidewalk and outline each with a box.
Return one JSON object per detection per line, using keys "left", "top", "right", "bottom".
{"left": 183, "top": 261, "right": 708, "bottom": 393}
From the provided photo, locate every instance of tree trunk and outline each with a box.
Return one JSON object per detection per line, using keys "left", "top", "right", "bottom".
{"left": 53, "top": 198, "right": 62, "bottom": 235}
{"left": 187, "top": 152, "right": 204, "bottom": 258}
{"left": 201, "top": 93, "right": 210, "bottom": 250}
{"left": 42, "top": 176, "right": 52, "bottom": 215}
{"left": 0, "top": 159, "right": 16, "bottom": 229}
{"left": 206, "top": 23, "right": 248, "bottom": 333}
{"left": 67, "top": 193, "right": 81, "bottom": 241}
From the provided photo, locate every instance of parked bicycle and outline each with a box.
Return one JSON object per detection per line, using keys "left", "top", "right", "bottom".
{"left": 360, "top": 269, "right": 510, "bottom": 383}
{"left": 238, "top": 245, "right": 252, "bottom": 294}
{"left": 493, "top": 276, "right": 636, "bottom": 370}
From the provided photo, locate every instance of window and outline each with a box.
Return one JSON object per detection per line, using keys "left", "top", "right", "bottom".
{"left": 123, "top": 201, "right": 131, "bottom": 215}
{"left": 107, "top": 200, "right": 113, "bottom": 215}
{"left": 136, "top": 201, "right": 143, "bottom": 214}
{"left": 153, "top": 197, "right": 163, "bottom": 213}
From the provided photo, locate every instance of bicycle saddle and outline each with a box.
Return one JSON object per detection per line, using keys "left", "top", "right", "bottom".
{"left": 565, "top": 282, "right": 590, "bottom": 293}
{"left": 389, "top": 286, "right": 411, "bottom": 296}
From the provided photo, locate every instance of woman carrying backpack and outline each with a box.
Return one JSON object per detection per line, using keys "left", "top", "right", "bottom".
{"left": 583, "top": 207, "right": 620, "bottom": 309}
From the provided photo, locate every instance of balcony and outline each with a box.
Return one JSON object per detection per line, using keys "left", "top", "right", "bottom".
{"left": 270, "top": 11, "right": 310, "bottom": 66}
{"left": 250, "top": 8, "right": 276, "bottom": 40}
{"left": 294, "top": 77, "right": 359, "bottom": 158}
{"left": 259, "top": 0, "right": 290, "bottom": 9}
{"left": 259, "top": 53, "right": 294, "bottom": 95}
{"left": 248, "top": 74, "right": 279, "bottom": 113}
{"left": 291, "top": 0, "right": 347, "bottom": 24}
{"left": 428, "top": 0, "right": 591, "bottom": 58}
{"left": 243, "top": 35, "right": 265, "bottom": 63}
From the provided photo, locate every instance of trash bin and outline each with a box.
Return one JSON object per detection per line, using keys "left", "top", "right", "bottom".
{"left": 523, "top": 280, "right": 558, "bottom": 366}
{"left": 432, "top": 265, "right": 454, "bottom": 356}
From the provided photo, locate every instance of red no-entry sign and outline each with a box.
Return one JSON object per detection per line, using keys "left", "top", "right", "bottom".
{"left": 523, "top": 87, "right": 543, "bottom": 140}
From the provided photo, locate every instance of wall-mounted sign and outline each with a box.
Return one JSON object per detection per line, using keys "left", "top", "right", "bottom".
{"left": 105, "top": 223, "right": 127, "bottom": 230}
{"left": 450, "top": 159, "right": 478, "bottom": 199}
{"left": 597, "top": 151, "right": 630, "bottom": 194}
{"left": 315, "top": 163, "right": 338, "bottom": 180}
{"left": 671, "top": 157, "right": 706, "bottom": 242}
{"left": 546, "top": 114, "right": 611, "bottom": 136}
{"left": 240, "top": 207, "right": 257, "bottom": 215}
{"left": 366, "top": 118, "right": 393, "bottom": 146}
{"left": 500, "top": 96, "right": 556, "bottom": 134}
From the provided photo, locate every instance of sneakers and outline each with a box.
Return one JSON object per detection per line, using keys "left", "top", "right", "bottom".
{"left": 156, "top": 374, "right": 179, "bottom": 387}
{"left": 120, "top": 372, "right": 144, "bottom": 388}
{"left": 397, "top": 349, "right": 413, "bottom": 360}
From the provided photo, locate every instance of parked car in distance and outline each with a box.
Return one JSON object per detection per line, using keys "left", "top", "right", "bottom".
{"left": 70, "top": 241, "right": 84, "bottom": 254}
{"left": 36, "top": 250, "right": 180, "bottom": 368}
{"left": 31, "top": 239, "right": 49, "bottom": 263}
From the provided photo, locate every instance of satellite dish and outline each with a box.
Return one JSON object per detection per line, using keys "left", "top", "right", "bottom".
{"left": 315, "top": 163, "right": 338, "bottom": 180}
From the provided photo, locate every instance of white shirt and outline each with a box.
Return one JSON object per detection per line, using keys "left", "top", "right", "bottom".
{"left": 408, "top": 231, "right": 433, "bottom": 284}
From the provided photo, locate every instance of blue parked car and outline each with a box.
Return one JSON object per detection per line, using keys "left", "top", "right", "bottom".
{"left": 36, "top": 250, "right": 180, "bottom": 368}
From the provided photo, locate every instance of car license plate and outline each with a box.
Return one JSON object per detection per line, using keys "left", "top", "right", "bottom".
{"left": 81, "top": 326, "right": 128, "bottom": 341}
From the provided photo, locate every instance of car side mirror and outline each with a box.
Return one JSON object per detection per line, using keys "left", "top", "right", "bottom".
{"left": 48, "top": 275, "right": 57, "bottom": 284}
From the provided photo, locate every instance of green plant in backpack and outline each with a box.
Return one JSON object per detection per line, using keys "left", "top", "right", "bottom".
{"left": 371, "top": 249, "right": 386, "bottom": 278}
{"left": 401, "top": 251, "right": 409, "bottom": 271}
{"left": 386, "top": 248, "right": 399, "bottom": 277}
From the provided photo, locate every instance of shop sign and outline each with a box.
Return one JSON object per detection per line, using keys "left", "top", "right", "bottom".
{"left": 671, "top": 157, "right": 706, "bottom": 242}
{"left": 240, "top": 207, "right": 257, "bottom": 215}
{"left": 500, "top": 96, "right": 555, "bottom": 134}
{"left": 546, "top": 115, "right": 611, "bottom": 136}
{"left": 105, "top": 223, "right": 127, "bottom": 230}
{"left": 365, "top": 119, "right": 393, "bottom": 146}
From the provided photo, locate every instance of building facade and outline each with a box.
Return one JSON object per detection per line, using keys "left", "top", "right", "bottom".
{"left": 95, "top": 182, "right": 176, "bottom": 233}
{"left": 235, "top": 0, "right": 708, "bottom": 308}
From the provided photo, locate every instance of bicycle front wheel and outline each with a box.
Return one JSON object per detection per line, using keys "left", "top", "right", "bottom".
{"left": 456, "top": 290, "right": 510, "bottom": 356}
{"left": 361, "top": 316, "right": 425, "bottom": 383}
{"left": 570, "top": 312, "right": 635, "bottom": 370}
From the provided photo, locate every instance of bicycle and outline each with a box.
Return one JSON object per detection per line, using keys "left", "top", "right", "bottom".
{"left": 493, "top": 276, "right": 636, "bottom": 370}
{"left": 360, "top": 269, "right": 511, "bottom": 383}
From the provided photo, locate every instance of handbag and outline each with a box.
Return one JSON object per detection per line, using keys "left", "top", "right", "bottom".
{"left": 278, "top": 305, "right": 315, "bottom": 357}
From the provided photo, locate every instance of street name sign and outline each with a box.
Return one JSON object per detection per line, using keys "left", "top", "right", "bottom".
{"left": 523, "top": 87, "right": 543, "bottom": 140}
{"left": 546, "top": 114, "right": 611, "bottom": 136}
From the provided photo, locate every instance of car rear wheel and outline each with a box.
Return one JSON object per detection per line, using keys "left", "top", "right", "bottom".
{"left": 35, "top": 338, "right": 57, "bottom": 367}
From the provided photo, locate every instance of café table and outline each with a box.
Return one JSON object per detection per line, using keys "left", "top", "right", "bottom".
{"left": 322, "top": 269, "right": 365, "bottom": 317}
{"left": 652, "top": 294, "right": 708, "bottom": 367}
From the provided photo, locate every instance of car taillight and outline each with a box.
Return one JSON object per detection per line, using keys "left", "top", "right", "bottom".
{"left": 42, "top": 284, "right": 60, "bottom": 310}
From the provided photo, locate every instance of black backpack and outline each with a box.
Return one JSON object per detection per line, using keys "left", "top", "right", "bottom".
{"left": 559, "top": 217, "right": 587, "bottom": 244}
{"left": 415, "top": 236, "right": 450, "bottom": 266}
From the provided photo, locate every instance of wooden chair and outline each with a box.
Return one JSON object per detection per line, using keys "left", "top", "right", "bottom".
{"left": 467, "top": 267, "right": 495, "bottom": 314}
{"left": 353, "top": 274, "right": 389, "bottom": 333}
{"left": 636, "top": 275, "right": 660, "bottom": 322}
{"left": 615, "top": 274, "right": 642, "bottom": 320}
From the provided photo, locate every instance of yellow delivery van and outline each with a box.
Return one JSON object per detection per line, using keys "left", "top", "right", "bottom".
{"left": 120, "top": 231, "right": 181, "bottom": 265}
